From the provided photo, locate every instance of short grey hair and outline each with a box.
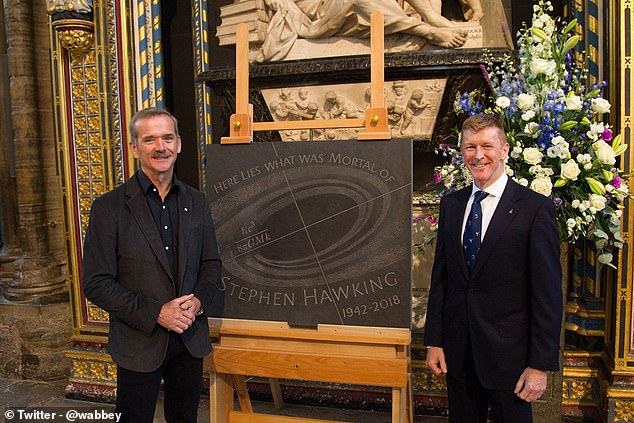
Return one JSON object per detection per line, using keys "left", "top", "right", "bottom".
{"left": 129, "top": 107, "right": 179, "bottom": 146}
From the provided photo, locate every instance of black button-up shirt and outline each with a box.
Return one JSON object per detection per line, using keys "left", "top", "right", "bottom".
{"left": 136, "top": 171, "right": 181, "bottom": 284}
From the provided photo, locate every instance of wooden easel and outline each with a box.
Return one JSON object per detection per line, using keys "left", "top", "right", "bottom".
{"left": 211, "top": 11, "right": 411, "bottom": 423}
{"left": 207, "top": 319, "right": 412, "bottom": 423}
{"left": 221, "top": 11, "right": 391, "bottom": 144}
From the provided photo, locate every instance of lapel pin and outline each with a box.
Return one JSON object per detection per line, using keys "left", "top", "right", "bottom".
{"left": 509, "top": 209, "right": 514, "bottom": 214}
{"left": 184, "top": 207, "right": 188, "bottom": 212}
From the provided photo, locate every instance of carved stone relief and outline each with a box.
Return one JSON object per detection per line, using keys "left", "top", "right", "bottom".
{"left": 216, "top": 0, "right": 510, "bottom": 62}
{"left": 261, "top": 79, "right": 446, "bottom": 141}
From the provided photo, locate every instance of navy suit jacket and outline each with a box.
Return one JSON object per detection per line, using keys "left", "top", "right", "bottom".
{"left": 82, "top": 174, "right": 222, "bottom": 372}
{"left": 424, "top": 179, "right": 562, "bottom": 390}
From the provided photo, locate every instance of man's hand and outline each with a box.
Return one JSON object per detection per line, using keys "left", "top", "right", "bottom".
{"left": 514, "top": 367, "right": 548, "bottom": 402}
{"left": 179, "top": 294, "right": 202, "bottom": 316}
{"left": 426, "top": 346, "right": 448, "bottom": 376}
{"left": 157, "top": 294, "right": 197, "bottom": 333}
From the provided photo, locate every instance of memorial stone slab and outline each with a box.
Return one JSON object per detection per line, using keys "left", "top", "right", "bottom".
{"left": 205, "top": 140, "right": 412, "bottom": 328}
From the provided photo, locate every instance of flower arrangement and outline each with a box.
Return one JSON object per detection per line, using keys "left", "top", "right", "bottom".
{"left": 433, "top": 0, "right": 632, "bottom": 267}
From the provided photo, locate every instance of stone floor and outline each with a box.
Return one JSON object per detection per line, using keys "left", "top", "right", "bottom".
{"left": 0, "top": 377, "right": 594, "bottom": 422}
{"left": 0, "top": 377, "right": 444, "bottom": 422}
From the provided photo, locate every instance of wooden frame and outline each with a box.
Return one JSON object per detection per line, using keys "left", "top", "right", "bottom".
{"left": 221, "top": 11, "right": 391, "bottom": 144}
{"left": 207, "top": 318, "right": 412, "bottom": 423}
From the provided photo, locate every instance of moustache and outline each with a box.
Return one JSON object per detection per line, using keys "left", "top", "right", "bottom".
{"left": 152, "top": 153, "right": 171, "bottom": 159}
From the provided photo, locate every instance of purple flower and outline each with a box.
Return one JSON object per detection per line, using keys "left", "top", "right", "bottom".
{"left": 480, "top": 64, "right": 491, "bottom": 83}
{"left": 602, "top": 128, "right": 613, "bottom": 141}
{"left": 612, "top": 176, "right": 622, "bottom": 189}
{"left": 434, "top": 172, "right": 442, "bottom": 183}
{"left": 554, "top": 197, "right": 563, "bottom": 206}
{"left": 427, "top": 215, "right": 438, "bottom": 225}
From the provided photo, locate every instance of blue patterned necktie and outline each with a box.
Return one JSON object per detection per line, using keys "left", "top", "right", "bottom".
{"left": 463, "top": 190, "right": 489, "bottom": 274}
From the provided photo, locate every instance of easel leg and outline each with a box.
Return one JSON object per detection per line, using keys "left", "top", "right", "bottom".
{"left": 210, "top": 372, "right": 233, "bottom": 423}
{"left": 392, "top": 387, "right": 406, "bottom": 423}
{"left": 269, "top": 378, "right": 284, "bottom": 410}
{"left": 407, "top": 377, "right": 414, "bottom": 423}
{"left": 233, "top": 375, "right": 254, "bottom": 413}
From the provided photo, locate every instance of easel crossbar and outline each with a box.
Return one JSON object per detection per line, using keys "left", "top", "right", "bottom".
{"left": 209, "top": 318, "right": 411, "bottom": 345}
{"left": 253, "top": 118, "right": 364, "bottom": 131}
{"left": 212, "top": 345, "right": 409, "bottom": 387}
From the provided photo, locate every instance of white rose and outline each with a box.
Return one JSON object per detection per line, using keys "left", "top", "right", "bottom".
{"left": 550, "top": 135, "right": 566, "bottom": 145}
{"left": 566, "top": 94, "right": 583, "bottom": 111}
{"left": 566, "top": 218, "right": 576, "bottom": 228}
{"left": 517, "top": 93, "right": 536, "bottom": 110}
{"left": 576, "top": 153, "right": 591, "bottom": 164}
{"left": 496, "top": 96, "right": 511, "bottom": 109}
{"left": 591, "top": 98, "right": 611, "bottom": 114}
{"left": 589, "top": 193, "right": 607, "bottom": 212}
{"left": 518, "top": 178, "right": 529, "bottom": 187}
{"left": 523, "top": 147, "right": 543, "bottom": 165}
{"left": 593, "top": 141, "right": 616, "bottom": 165}
{"left": 560, "top": 159, "right": 581, "bottom": 180}
{"left": 521, "top": 110, "right": 536, "bottom": 121}
{"left": 530, "top": 176, "right": 553, "bottom": 197}
{"left": 590, "top": 123, "right": 605, "bottom": 134}
{"left": 556, "top": 146, "right": 570, "bottom": 159}
{"left": 525, "top": 122, "right": 540, "bottom": 134}
{"left": 530, "top": 58, "right": 556, "bottom": 75}
{"left": 571, "top": 199, "right": 580, "bottom": 208}
{"left": 505, "top": 165, "right": 514, "bottom": 176}
{"left": 584, "top": 163, "right": 593, "bottom": 170}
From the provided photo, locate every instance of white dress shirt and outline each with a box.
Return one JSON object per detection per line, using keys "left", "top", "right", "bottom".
{"left": 461, "top": 172, "right": 509, "bottom": 244}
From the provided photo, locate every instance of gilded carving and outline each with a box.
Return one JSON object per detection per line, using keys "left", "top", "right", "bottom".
{"left": 72, "top": 359, "right": 89, "bottom": 378}
{"left": 106, "top": 364, "right": 117, "bottom": 381}
{"left": 85, "top": 67, "right": 98, "bottom": 81}
{"left": 73, "top": 100, "right": 85, "bottom": 115}
{"left": 86, "top": 83, "right": 98, "bottom": 98}
{"left": 75, "top": 118, "right": 87, "bottom": 132}
{"left": 88, "top": 116, "right": 99, "bottom": 131}
{"left": 87, "top": 99, "right": 99, "bottom": 115}
{"left": 87, "top": 306, "right": 101, "bottom": 321}
{"left": 615, "top": 400, "right": 634, "bottom": 422}
{"left": 59, "top": 29, "right": 94, "bottom": 58}
{"left": 89, "top": 149, "right": 101, "bottom": 164}
{"left": 71, "top": 69, "right": 83, "bottom": 83}
{"left": 91, "top": 362, "right": 106, "bottom": 379}
{"left": 431, "top": 373, "right": 447, "bottom": 391}
{"left": 410, "top": 372, "right": 426, "bottom": 390}
{"left": 72, "top": 84, "right": 85, "bottom": 98}
{"left": 563, "top": 380, "right": 593, "bottom": 400}
{"left": 75, "top": 133, "right": 87, "bottom": 147}
{"left": 76, "top": 149, "right": 89, "bottom": 163}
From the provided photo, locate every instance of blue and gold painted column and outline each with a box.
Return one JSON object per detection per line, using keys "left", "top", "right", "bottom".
{"left": 607, "top": 2, "right": 634, "bottom": 421}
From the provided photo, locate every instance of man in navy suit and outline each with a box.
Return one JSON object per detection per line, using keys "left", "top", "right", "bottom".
{"left": 83, "top": 108, "right": 222, "bottom": 423}
{"left": 424, "top": 114, "right": 562, "bottom": 422}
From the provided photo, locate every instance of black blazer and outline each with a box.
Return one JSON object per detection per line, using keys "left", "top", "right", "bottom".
{"left": 424, "top": 179, "right": 562, "bottom": 390}
{"left": 82, "top": 175, "right": 222, "bottom": 372}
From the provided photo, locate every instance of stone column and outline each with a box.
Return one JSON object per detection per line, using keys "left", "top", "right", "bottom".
{"left": 0, "top": 0, "right": 70, "bottom": 381}
{"left": 0, "top": 0, "right": 19, "bottom": 255}
{"left": 2, "top": 0, "right": 66, "bottom": 302}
